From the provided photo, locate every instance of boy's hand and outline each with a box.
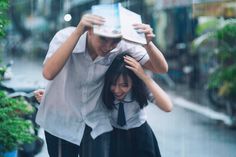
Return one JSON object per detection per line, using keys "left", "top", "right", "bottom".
{"left": 77, "top": 14, "right": 105, "bottom": 32}
{"left": 133, "top": 23, "right": 155, "bottom": 45}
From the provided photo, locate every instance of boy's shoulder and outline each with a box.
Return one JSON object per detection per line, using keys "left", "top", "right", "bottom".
{"left": 50, "top": 27, "right": 77, "bottom": 45}
{"left": 56, "top": 27, "right": 76, "bottom": 36}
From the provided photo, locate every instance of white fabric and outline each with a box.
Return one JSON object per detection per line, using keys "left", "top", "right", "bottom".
{"left": 111, "top": 92, "right": 147, "bottom": 130}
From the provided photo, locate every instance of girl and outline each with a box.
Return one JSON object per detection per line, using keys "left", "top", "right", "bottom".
{"left": 102, "top": 53, "right": 173, "bottom": 157}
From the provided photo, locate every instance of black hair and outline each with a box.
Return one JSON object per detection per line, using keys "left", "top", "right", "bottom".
{"left": 99, "top": 36, "right": 122, "bottom": 44}
{"left": 102, "top": 52, "right": 148, "bottom": 110}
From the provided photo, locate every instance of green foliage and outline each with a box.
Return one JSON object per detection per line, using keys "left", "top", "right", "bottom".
{"left": 208, "top": 65, "right": 236, "bottom": 96}
{"left": 216, "top": 20, "right": 236, "bottom": 46}
{"left": 0, "top": 0, "right": 9, "bottom": 38}
{"left": 208, "top": 19, "right": 236, "bottom": 99}
{"left": 0, "top": 66, "right": 6, "bottom": 81}
{"left": 0, "top": 91, "right": 36, "bottom": 153}
{"left": 0, "top": 1, "right": 36, "bottom": 153}
{"left": 196, "top": 18, "right": 219, "bottom": 36}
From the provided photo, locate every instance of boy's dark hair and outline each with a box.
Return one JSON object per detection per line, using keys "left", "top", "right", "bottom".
{"left": 102, "top": 52, "right": 148, "bottom": 110}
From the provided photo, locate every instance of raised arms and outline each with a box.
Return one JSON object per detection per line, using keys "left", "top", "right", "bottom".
{"left": 124, "top": 55, "right": 172, "bottom": 112}
{"left": 43, "top": 15, "right": 104, "bottom": 80}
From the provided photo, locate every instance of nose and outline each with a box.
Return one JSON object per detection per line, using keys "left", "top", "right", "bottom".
{"left": 112, "top": 85, "right": 121, "bottom": 93}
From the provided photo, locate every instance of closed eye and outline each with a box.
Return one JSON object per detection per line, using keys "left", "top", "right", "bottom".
{"left": 99, "top": 36, "right": 107, "bottom": 42}
{"left": 120, "top": 83, "right": 129, "bottom": 87}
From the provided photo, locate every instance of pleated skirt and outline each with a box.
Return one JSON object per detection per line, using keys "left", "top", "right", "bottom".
{"left": 110, "top": 122, "right": 161, "bottom": 157}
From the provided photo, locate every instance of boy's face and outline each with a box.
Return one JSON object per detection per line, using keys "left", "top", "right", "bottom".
{"left": 88, "top": 30, "right": 121, "bottom": 57}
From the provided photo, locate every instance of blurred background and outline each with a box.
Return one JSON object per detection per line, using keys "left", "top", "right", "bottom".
{"left": 0, "top": 0, "right": 236, "bottom": 157}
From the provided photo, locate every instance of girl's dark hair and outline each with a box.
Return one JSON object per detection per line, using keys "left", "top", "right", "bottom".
{"left": 102, "top": 53, "right": 148, "bottom": 110}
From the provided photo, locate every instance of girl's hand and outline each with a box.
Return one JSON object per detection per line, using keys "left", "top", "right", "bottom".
{"left": 34, "top": 89, "right": 45, "bottom": 103}
{"left": 124, "top": 55, "right": 148, "bottom": 80}
{"left": 77, "top": 14, "right": 105, "bottom": 32}
{"left": 133, "top": 23, "right": 155, "bottom": 45}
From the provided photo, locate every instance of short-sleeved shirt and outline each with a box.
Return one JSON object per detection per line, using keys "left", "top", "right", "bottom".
{"left": 110, "top": 92, "right": 147, "bottom": 130}
{"left": 36, "top": 27, "right": 149, "bottom": 146}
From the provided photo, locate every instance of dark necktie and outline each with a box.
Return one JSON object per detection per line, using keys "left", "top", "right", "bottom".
{"left": 117, "top": 102, "right": 126, "bottom": 126}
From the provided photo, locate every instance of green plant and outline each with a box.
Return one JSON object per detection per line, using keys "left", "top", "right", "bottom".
{"left": 196, "top": 17, "right": 219, "bottom": 36}
{"left": 0, "top": 66, "right": 6, "bottom": 81}
{"left": 0, "top": 64, "right": 39, "bottom": 154}
{"left": 192, "top": 19, "right": 236, "bottom": 101}
{"left": 0, "top": 0, "right": 9, "bottom": 38}
{"left": 207, "top": 19, "right": 236, "bottom": 100}
{"left": 0, "top": 91, "right": 36, "bottom": 154}
{"left": 0, "top": 0, "right": 9, "bottom": 64}
{"left": 0, "top": 1, "right": 36, "bottom": 155}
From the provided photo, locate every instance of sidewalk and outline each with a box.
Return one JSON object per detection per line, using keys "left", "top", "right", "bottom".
{"left": 164, "top": 83, "right": 234, "bottom": 126}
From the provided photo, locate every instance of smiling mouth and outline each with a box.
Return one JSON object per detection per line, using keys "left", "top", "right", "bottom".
{"left": 114, "top": 94, "right": 124, "bottom": 99}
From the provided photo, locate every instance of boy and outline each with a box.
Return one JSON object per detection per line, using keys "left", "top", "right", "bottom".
{"left": 36, "top": 13, "right": 168, "bottom": 157}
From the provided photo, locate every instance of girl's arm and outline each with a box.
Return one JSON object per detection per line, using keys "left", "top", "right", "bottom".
{"left": 142, "top": 77, "right": 173, "bottom": 112}
{"left": 34, "top": 89, "right": 45, "bottom": 103}
{"left": 124, "top": 56, "right": 173, "bottom": 112}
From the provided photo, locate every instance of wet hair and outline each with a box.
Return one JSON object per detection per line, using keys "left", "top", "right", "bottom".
{"left": 102, "top": 52, "right": 148, "bottom": 110}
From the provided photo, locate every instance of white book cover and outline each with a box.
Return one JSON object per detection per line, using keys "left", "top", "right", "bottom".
{"left": 92, "top": 3, "right": 147, "bottom": 45}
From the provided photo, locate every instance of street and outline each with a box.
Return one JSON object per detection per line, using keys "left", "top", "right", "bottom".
{"left": 9, "top": 57, "right": 236, "bottom": 157}
{"left": 146, "top": 103, "right": 236, "bottom": 157}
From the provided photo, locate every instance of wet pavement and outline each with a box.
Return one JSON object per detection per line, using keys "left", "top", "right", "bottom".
{"left": 147, "top": 103, "right": 236, "bottom": 157}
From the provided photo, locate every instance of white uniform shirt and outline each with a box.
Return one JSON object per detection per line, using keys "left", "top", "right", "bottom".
{"left": 110, "top": 92, "right": 147, "bottom": 130}
{"left": 36, "top": 27, "right": 149, "bottom": 146}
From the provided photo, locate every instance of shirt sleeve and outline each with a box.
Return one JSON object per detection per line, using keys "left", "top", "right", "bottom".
{"left": 119, "top": 40, "right": 149, "bottom": 65}
{"left": 43, "top": 27, "right": 76, "bottom": 64}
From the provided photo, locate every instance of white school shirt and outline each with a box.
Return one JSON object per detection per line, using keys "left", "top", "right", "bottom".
{"left": 110, "top": 92, "right": 147, "bottom": 130}
{"left": 36, "top": 27, "right": 149, "bottom": 146}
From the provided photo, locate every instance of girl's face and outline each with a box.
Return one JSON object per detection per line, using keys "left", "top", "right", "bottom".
{"left": 110, "top": 75, "right": 132, "bottom": 101}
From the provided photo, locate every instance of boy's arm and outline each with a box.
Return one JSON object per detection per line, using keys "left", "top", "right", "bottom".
{"left": 143, "top": 41, "right": 168, "bottom": 73}
{"left": 43, "top": 27, "right": 83, "bottom": 80}
{"left": 43, "top": 15, "right": 104, "bottom": 80}
{"left": 133, "top": 23, "right": 168, "bottom": 73}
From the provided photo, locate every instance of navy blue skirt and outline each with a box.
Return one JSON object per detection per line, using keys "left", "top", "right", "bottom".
{"left": 110, "top": 122, "right": 161, "bottom": 157}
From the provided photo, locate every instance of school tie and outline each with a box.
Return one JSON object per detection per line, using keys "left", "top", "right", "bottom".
{"left": 117, "top": 102, "right": 126, "bottom": 126}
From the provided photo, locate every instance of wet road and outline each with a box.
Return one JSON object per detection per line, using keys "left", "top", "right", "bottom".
{"left": 8, "top": 57, "right": 236, "bottom": 157}
{"left": 146, "top": 103, "right": 236, "bottom": 157}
